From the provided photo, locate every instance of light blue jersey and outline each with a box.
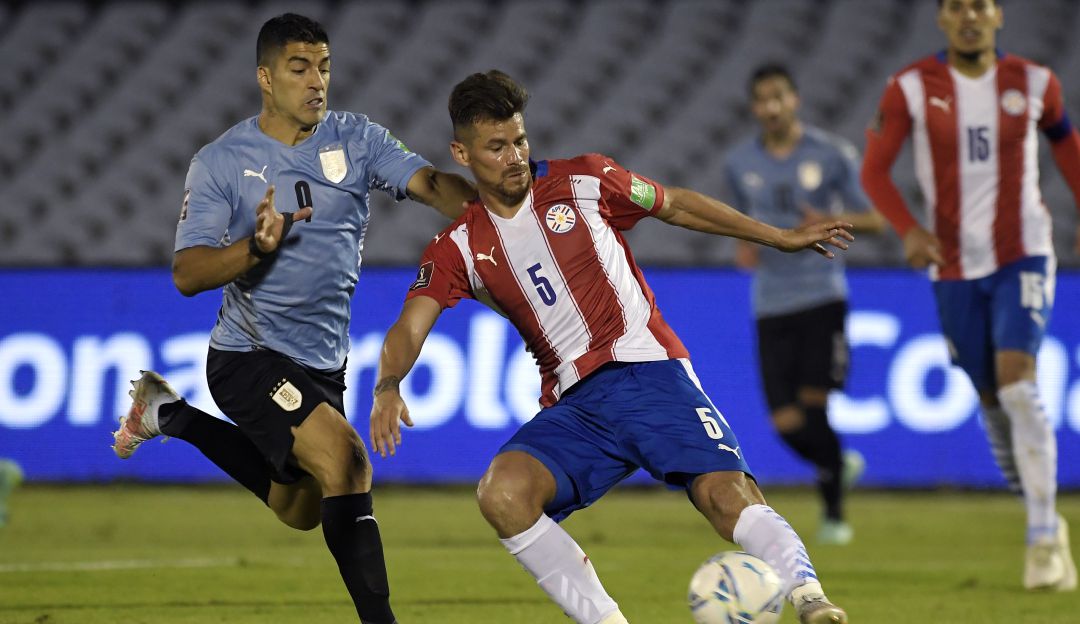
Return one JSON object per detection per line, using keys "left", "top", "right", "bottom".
{"left": 724, "top": 126, "right": 871, "bottom": 318}
{"left": 176, "top": 111, "right": 431, "bottom": 370}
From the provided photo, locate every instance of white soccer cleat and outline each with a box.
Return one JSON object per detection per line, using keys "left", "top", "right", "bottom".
{"left": 791, "top": 583, "right": 847, "bottom": 624}
{"left": 597, "top": 610, "right": 630, "bottom": 624}
{"left": 1024, "top": 514, "right": 1076, "bottom": 591}
{"left": 111, "top": 370, "right": 179, "bottom": 459}
{"left": 841, "top": 449, "right": 865, "bottom": 490}
{"left": 0, "top": 459, "right": 24, "bottom": 528}
{"left": 817, "top": 519, "right": 854, "bottom": 546}
{"left": 793, "top": 594, "right": 848, "bottom": 624}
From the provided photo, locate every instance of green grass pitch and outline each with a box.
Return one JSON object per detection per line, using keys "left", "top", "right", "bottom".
{"left": 0, "top": 484, "right": 1076, "bottom": 623}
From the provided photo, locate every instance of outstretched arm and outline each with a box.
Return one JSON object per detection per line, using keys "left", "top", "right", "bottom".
{"left": 173, "top": 186, "right": 312, "bottom": 296}
{"left": 654, "top": 186, "right": 853, "bottom": 258}
{"left": 406, "top": 166, "right": 477, "bottom": 220}
{"left": 370, "top": 296, "right": 443, "bottom": 458}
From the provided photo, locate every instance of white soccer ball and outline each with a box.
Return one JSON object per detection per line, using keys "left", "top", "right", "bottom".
{"left": 687, "top": 551, "right": 785, "bottom": 624}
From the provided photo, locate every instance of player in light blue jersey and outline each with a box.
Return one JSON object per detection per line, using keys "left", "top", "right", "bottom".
{"left": 724, "top": 64, "right": 884, "bottom": 546}
{"left": 111, "top": 14, "right": 475, "bottom": 624}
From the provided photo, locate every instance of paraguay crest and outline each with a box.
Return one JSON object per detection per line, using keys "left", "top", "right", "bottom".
{"left": 1000, "top": 89, "right": 1027, "bottom": 116}
{"left": 545, "top": 204, "right": 576, "bottom": 233}
{"left": 319, "top": 143, "right": 347, "bottom": 183}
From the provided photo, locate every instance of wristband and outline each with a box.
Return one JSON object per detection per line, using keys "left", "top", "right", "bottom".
{"left": 248, "top": 236, "right": 273, "bottom": 259}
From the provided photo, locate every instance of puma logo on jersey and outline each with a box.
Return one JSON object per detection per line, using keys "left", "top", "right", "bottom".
{"left": 602, "top": 164, "right": 616, "bottom": 175}
{"left": 717, "top": 443, "right": 741, "bottom": 459}
{"left": 433, "top": 233, "right": 445, "bottom": 243}
{"left": 476, "top": 247, "right": 498, "bottom": 266}
{"left": 244, "top": 165, "right": 268, "bottom": 183}
{"left": 929, "top": 96, "right": 952, "bottom": 113}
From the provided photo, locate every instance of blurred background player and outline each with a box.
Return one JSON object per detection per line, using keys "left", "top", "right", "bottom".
{"left": 110, "top": 13, "right": 475, "bottom": 623}
{"left": 861, "top": 0, "right": 1079, "bottom": 591}
{"left": 0, "top": 458, "right": 23, "bottom": 528}
{"left": 371, "top": 70, "right": 853, "bottom": 624}
{"left": 725, "top": 64, "right": 884, "bottom": 546}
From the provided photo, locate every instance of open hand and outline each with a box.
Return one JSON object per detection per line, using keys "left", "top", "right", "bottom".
{"left": 902, "top": 226, "right": 944, "bottom": 269}
{"left": 370, "top": 386, "right": 414, "bottom": 458}
{"left": 777, "top": 220, "right": 855, "bottom": 258}
{"left": 253, "top": 186, "right": 313, "bottom": 255}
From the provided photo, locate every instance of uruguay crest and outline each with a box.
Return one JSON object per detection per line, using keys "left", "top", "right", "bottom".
{"left": 319, "top": 144, "right": 347, "bottom": 183}
{"left": 545, "top": 204, "right": 576, "bottom": 233}
{"left": 798, "top": 161, "right": 823, "bottom": 191}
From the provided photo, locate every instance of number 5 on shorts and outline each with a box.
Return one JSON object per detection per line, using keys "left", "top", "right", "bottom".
{"left": 696, "top": 407, "right": 729, "bottom": 440}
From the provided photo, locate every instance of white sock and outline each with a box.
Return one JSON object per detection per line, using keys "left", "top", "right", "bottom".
{"left": 733, "top": 504, "right": 820, "bottom": 599}
{"left": 980, "top": 404, "right": 1023, "bottom": 493}
{"left": 500, "top": 515, "right": 621, "bottom": 624}
{"left": 997, "top": 380, "right": 1058, "bottom": 543}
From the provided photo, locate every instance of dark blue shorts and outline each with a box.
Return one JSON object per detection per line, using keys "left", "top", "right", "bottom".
{"left": 500, "top": 359, "right": 753, "bottom": 522}
{"left": 932, "top": 256, "right": 1055, "bottom": 392}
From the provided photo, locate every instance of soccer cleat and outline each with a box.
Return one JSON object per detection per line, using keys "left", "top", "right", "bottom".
{"left": 794, "top": 595, "right": 848, "bottom": 624}
{"left": 840, "top": 449, "right": 865, "bottom": 490}
{"left": 817, "top": 518, "right": 854, "bottom": 546}
{"left": 597, "top": 610, "right": 630, "bottom": 624}
{"left": 1026, "top": 513, "right": 1077, "bottom": 592}
{"left": 0, "top": 459, "right": 24, "bottom": 528}
{"left": 111, "top": 370, "right": 179, "bottom": 459}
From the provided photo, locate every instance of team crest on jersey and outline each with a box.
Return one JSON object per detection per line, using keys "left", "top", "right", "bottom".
{"left": 742, "top": 171, "right": 764, "bottom": 189}
{"left": 270, "top": 379, "right": 302, "bottom": 412}
{"left": 545, "top": 204, "right": 576, "bottom": 233}
{"left": 1001, "top": 89, "right": 1027, "bottom": 116}
{"left": 319, "top": 144, "right": 348, "bottom": 183}
{"left": 410, "top": 261, "right": 434, "bottom": 291}
{"left": 179, "top": 189, "right": 190, "bottom": 221}
{"left": 798, "top": 161, "right": 823, "bottom": 191}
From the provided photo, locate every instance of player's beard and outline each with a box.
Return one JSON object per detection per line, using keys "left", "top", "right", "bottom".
{"left": 494, "top": 169, "right": 531, "bottom": 206}
{"left": 955, "top": 48, "right": 988, "bottom": 64}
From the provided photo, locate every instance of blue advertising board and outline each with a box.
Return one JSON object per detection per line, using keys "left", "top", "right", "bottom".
{"left": 1, "top": 267, "right": 1078, "bottom": 488}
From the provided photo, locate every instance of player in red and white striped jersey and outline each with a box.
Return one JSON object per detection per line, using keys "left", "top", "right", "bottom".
{"left": 861, "top": 0, "right": 1078, "bottom": 592}
{"left": 371, "top": 71, "right": 854, "bottom": 624}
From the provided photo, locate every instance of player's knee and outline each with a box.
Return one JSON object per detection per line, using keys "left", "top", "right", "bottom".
{"left": 476, "top": 466, "right": 538, "bottom": 523}
{"left": 795, "top": 386, "right": 829, "bottom": 407}
{"left": 276, "top": 506, "right": 321, "bottom": 531}
{"left": 770, "top": 405, "right": 804, "bottom": 433}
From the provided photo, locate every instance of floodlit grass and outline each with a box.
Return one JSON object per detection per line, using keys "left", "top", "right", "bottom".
{"left": 0, "top": 484, "right": 1076, "bottom": 623}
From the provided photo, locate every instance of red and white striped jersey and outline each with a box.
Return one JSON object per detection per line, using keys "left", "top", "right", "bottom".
{"left": 406, "top": 154, "right": 689, "bottom": 407}
{"left": 863, "top": 52, "right": 1073, "bottom": 280}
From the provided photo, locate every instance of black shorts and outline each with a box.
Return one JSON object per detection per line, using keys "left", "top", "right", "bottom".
{"left": 755, "top": 300, "right": 849, "bottom": 411}
{"left": 206, "top": 347, "right": 347, "bottom": 484}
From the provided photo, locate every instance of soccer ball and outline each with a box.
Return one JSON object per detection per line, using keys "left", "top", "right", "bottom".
{"left": 687, "top": 551, "right": 784, "bottom": 624}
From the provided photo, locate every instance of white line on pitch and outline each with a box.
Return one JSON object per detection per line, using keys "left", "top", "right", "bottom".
{"left": 0, "top": 557, "right": 241, "bottom": 573}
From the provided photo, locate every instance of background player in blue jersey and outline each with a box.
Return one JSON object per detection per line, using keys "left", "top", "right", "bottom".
{"left": 725, "top": 64, "right": 885, "bottom": 546}
{"left": 110, "top": 14, "right": 475, "bottom": 624}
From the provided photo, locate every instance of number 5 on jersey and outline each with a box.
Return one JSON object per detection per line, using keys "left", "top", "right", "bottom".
{"left": 696, "top": 407, "right": 730, "bottom": 440}
{"left": 527, "top": 263, "right": 557, "bottom": 306}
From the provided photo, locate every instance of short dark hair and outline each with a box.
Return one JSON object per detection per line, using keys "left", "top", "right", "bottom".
{"left": 448, "top": 70, "right": 529, "bottom": 138}
{"left": 256, "top": 13, "right": 328, "bottom": 66}
{"left": 937, "top": 0, "right": 996, "bottom": 5}
{"left": 749, "top": 63, "right": 797, "bottom": 95}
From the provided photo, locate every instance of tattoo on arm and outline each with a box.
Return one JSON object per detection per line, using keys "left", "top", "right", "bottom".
{"left": 373, "top": 376, "right": 401, "bottom": 396}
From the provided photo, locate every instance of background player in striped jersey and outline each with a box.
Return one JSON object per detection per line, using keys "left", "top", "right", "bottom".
{"left": 110, "top": 14, "right": 476, "bottom": 623}
{"left": 861, "top": 0, "right": 1079, "bottom": 591}
{"left": 726, "top": 63, "right": 885, "bottom": 546}
{"left": 371, "top": 70, "right": 853, "bottom": 624}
